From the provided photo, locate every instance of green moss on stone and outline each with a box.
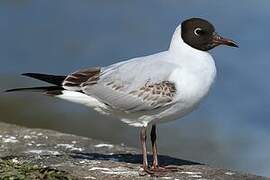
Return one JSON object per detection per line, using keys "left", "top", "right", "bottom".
{"left": 0, "top": 159, "right": 75, "bottom": 180}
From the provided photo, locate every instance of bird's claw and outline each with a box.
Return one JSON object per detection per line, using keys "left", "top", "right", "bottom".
{"left": 139, "top": 165, "right": 179, "bottom": 177}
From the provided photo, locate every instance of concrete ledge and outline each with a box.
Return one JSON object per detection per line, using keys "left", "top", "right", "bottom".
{"left": 0, "top": 122, "right": 268, "bottom": 180}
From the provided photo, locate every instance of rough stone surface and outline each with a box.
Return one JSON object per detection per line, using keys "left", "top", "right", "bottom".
{"left": 0, "top": 122, "right": 268, "bottom": 180}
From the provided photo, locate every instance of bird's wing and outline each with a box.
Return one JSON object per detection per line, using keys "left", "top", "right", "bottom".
{"left": 63, "top": 55, "right": 178, "bottom": 112}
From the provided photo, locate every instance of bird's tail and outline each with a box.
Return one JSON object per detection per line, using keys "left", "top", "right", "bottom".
{"left": 4, "top": 73, "right": 66, "bottom": 95}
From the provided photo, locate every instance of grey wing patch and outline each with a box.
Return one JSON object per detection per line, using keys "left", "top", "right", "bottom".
{"left": 63, "top": 67, "right": 101, "bottom": 91}
{"left": 81, "top": 79, "right": 176, "bottom": 112}
{"left": 128, "top": 80, "right": 177, "bottom": 110}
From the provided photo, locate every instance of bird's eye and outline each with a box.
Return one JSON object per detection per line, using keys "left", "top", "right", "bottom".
{"left": 194, "top": 28, "right": 204, "bottom": 36}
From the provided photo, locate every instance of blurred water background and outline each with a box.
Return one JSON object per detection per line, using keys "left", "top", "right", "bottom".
{"left": 1, "top": 0, "right": 270, "bottom": 177}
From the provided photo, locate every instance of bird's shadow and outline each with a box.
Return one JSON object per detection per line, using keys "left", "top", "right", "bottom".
{"left": 70, "top": 152, "right": 201, "bottom": 166}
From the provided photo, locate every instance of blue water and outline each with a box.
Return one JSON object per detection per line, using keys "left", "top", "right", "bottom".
{"left": 1, "top": 0, "right": 270, "bottom": 177}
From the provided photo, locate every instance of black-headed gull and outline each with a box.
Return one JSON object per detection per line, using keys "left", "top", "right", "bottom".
{"left": 6, "top": 18, "right": 238, "bottom": 176}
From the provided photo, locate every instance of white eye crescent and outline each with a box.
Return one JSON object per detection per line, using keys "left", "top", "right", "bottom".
{"left": 194, "top": 28, "right": 202, "bottom": 36}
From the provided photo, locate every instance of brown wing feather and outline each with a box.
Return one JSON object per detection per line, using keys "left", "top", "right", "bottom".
{"left": 128, "top": 80, "right": 177, "bottom": 110}
{"left": 63, "top": 67, "right": 101, "bottom": 90}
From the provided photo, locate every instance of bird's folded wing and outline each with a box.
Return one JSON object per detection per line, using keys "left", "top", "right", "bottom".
{"left": 63, "top": 58, "right": 178, "bottom": 112}
{"left": 83, "top": 79, "right": 176, "bottom": 112}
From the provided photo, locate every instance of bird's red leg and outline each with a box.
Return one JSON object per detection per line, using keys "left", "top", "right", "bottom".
{"left": 150, "top": 125, "right": 178, "bottom": 173}
{"left": 139, "top": 126, "right": 158, "bottom": 176}
{"left": 140, "top": 126, "right": 148, "bottom": 170}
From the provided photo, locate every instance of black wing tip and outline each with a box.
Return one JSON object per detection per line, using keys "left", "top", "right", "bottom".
{"left": 3, "top": 87, "right": 29, "bottom": 93}
{"left": 21, "top": 73, "right": 29, "bottom": 76}
{"left": 3, "top": 89, "right": 15, "bottom": 93}
{"left": 20, "top": 73, "right": 66, "bottom": 86}
{"left": 3, "top": 87, "right": 42, "bottom": 93}
{"left": 21, "top": 73, "right": 42, "bottom": 80}
{"left": 21, "top": 73, "right": 42, "bottom": 77}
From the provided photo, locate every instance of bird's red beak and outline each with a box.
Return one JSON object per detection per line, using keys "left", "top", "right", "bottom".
{"left": 212, "top": 32, "right": 238, "bottom": 48}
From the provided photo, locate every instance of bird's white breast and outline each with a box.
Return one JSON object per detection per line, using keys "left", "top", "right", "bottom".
{"left": 157, "top": 51, "right": 217, "bottom": 123}
{"left": 174, "top": 57, "right": 215, "bottom": 103}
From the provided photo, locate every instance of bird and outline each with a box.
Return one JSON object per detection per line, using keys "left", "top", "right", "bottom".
{"left": 6, "top": 18, "right": 238, "bottom": 176}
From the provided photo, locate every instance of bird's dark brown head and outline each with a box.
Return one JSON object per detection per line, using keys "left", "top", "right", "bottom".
{"left": 181, "top": 18, "right": 238, "bottom": 51}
